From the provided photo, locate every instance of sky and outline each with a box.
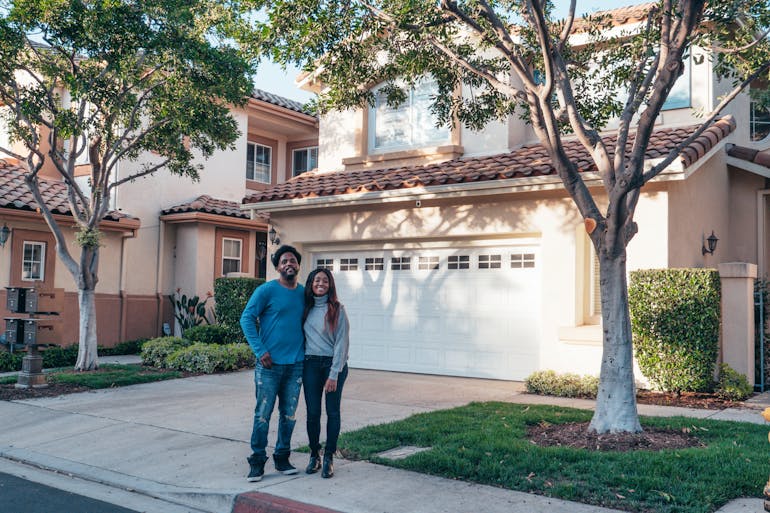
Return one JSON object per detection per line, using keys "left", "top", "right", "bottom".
{"left": 251, "top": 0, "right": 632, "bottom": 103}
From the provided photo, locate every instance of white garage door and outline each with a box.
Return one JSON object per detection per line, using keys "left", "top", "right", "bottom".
{"left": 312, "top": 245, "right": 540, "bottom": 380}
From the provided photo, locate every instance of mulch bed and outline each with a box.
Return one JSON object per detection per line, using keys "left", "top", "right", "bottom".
{"left": 0, "top": 382, "right": 90, "bottom": 401}
{"left": 635, "top": 389, "right": 743, "bottom": 410}
{"left": 528, "top": 421, "right": 705, "bottom": 452}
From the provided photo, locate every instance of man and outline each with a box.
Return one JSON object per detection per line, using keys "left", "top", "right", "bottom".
{"left": 240, "top": 245, "right": 305, "bottom": 482}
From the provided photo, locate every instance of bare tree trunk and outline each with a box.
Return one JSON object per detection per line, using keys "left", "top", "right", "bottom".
{"left": 588, "top": 250, "right": 642, "bottom": 434}
{"left": 75, "top": 288, "right": 99, "bottom": 371}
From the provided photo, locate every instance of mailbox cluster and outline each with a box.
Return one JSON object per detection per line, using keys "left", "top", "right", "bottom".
{"left": 5, "top": 287, "right": 61, "bottom": 345}
{"left": 4, "top": 286, "right": 62, "bottom": 388}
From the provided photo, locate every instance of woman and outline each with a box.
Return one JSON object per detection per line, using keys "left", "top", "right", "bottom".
{"left": 302, "top": 268, "right": 350, "bottom": 478}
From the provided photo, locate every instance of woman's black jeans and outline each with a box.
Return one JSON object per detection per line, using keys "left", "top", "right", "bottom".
{"left": 303, "top": 355, "right": 348, "bottom": 455}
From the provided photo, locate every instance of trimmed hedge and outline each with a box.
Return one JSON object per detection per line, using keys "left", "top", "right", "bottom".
{"left": 140, "top": 337, "right": 192, "bottom": 368}
{"left": 214, "top": 277, "right": 264, "bottom": 344}
{"left": 525, "top": 370, "right": 599, "bottom": 398}
{"left": 629, "top": 268, "right": 720, "bottom": 393}
{"left": 183, "top": 325, "right": 232, "bottom": 345}
{"left": 165, "top": 342, "right": 255, "bottom": 373}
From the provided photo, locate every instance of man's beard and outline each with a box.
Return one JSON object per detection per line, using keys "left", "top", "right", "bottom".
{"left": 280, "top": 268, "right": 297, "bottom": 283}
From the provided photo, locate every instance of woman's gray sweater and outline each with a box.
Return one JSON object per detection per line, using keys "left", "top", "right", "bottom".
{"left": 304, "top": 294, "right": 350, "bottom": 380}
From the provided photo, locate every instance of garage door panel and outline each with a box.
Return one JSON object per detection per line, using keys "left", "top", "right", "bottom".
{"left": 315, "top": 244, "right": 541, "bottom": 380}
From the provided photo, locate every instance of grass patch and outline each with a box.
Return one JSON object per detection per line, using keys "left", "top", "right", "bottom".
{"left": 0, "top": 375, "right": 17, "bottom": 385}
{"left": 48, "top": 364, "right": 183, "bottom": 389}
{"left": 338, "top": 402, "right": 766, "bottom": 513}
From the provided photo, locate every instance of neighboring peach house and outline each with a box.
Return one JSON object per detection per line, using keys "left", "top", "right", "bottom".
{"left": 240, "top": 4, "right": 770, "bottom": 382}
{"left": 0, "top": 89, "right": 319, "bottom": 345}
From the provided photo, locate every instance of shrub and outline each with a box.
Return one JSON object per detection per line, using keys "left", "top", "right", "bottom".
{"left": 183, "top": 325, "right": 232, "bottom": 345}
{"left": 0, "top": 351, "right": 23, "bottom": 372}
{"left": 140, "top": 337, "right": 192, "bottom": 368}
{"left": 42, "top": 345, "right": 80, "bottom": 368}
{"left": 166, "top": 342, "right": 255, "bottom": 373}
{"left": 715, "top": 363, "right": 753, "bottom": 401}
{"left": 100, "top": 338, "right": 148, "bottom": 356}
{"left": 525, "top": 370, "right": 599, "bottom": 398}
{"left": 629, "top": 269, "right": 720, "bottom": 393}
{"left": 214, "top": 277, "right": 264, "bottom": 344}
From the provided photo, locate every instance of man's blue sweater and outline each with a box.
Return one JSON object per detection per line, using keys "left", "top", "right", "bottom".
{"left": 240, "top": 280, "right": 305, "bottom": 365}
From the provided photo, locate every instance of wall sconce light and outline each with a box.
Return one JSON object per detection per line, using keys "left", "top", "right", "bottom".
{"left": 702, "top": 231, "right": 718, "bottom": 255}
{"left": 0, "top": 223, "right": 10, "bottom": 248}
{"left": 268, "top": 226, "right": 280, "bottom": 246}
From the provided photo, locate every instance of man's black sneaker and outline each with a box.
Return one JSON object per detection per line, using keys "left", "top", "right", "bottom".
{"left": 273, "top": 453, "right": 298, "bottom": 475}
{"left": 246, "top": 455, "right": 266, "bottom": 482}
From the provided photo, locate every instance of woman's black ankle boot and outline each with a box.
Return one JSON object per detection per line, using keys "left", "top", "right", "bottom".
{"left": 306, "top": 452, "right": 321, "bottom": 474}
{"left": 321, "top": 454, "right": 334, "bottom": 478}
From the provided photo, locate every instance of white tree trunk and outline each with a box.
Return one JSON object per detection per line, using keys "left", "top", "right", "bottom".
{"left": 75, "top": 288, "right": 99, "bottom": 371}
{"left": 588, "top": 251, "right": 642, "bottom": 434}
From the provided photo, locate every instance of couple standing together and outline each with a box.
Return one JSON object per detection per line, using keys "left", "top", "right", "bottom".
{"left": 240, "top": 245, "right": 349, "bottom": 482}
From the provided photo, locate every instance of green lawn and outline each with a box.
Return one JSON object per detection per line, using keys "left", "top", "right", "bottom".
{"left": 337, "top": 402, "right": 768, "bottom": 513}
{"left": 48, "top": 364, "right": 183, "bottom": 388}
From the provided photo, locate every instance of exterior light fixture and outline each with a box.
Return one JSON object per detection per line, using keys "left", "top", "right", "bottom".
{"left": 702, "top": 231, "right": 718, "bottom": 255}
{"left": 0, "top": 223, "right": 9, "bottom": 248}
{"left": 268, "top": 226, "right": 280, "bottom": 246}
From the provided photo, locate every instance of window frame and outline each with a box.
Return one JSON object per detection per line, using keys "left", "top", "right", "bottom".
{"left": 368, "top": 79, "right": 450, "bottom": 153}
{"left": 246, "top": 141, "right": 272, "bottom": 183}
{"left": 21, "top": 241, "right": 46, "bottom": 282}
{"left": 221, "top": 237, "right": 243, "bottom": 276}
{"left": 292, "top": 146, "right": 318, "bottom": 176}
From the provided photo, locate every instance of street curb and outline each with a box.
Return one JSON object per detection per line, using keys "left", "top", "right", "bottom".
{"left": 233, "top": 491, "right": 343, "bottom": 513}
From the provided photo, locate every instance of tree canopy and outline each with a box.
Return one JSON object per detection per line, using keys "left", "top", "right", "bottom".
{"left": 0, "top": 0, "right": 255, "bottom": 369}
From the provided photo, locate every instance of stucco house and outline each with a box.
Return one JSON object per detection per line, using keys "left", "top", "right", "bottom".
{"left": 240, "top": 4, "right": 770, "bottom": 382}
{"left": 0, "top": 90, "right": 318, "bottom": 345}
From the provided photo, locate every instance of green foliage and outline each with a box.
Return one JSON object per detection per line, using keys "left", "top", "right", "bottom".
{"left": 629, "top": 269, "right": 721, "bottom": 393}
{"left": 214, "top": 277, "right": 264, "bottom": 344}
{"left": 165, "top": 342, "right": 255, "bottom": 373}
{"left": 525, "top": 370, "right": 599, "bottom": 398}
{"left": 49, "top": 364, "right": 183, "bottom": 388}
{"left": 0, "top": 351, "right": 23, "bottom": 372}
{"left": 715, "top": 363, "right": 753, "bottom": 401}
{"left": 338, "top": 402, "right": 768, "bottom": 513}
{"left": 99, "top": 338, "right": 148, "bottom": 356}
{"left": 170, "top": 290, "right": 212, "bottom": 331}
{"left": 75, "top": 228, "right": 102, "bottom": 249}
{"left": 42, "top": 345, "right": 80, "bottom": 368}
{"left": 183, "top": 324, "right": 232, "bottom": 345}
{"left": 140, "top": 337, "right": 192, "bottom": 368}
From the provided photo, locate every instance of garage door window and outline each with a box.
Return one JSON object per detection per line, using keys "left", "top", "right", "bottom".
{"left": 478, "top": 254, "right": 501, "bottom": 269}
{"left": 316, "top": 259, "right": 334, "bottom": 270}
{"left": 365, "top": 257, "right": 384, "bottom": 270}
{"left": 511, "top": 253, "right": 536, "bottom": 268}
{"left": 418, "top": 256, "right": 439, "bottom": 270}
{"left": 340, "top": 258, "right": 359, "bottom": 271}
{"left": 391, "top": 257, "right": 411, "bottom": 270}
{"left": 448, "top": 255, "right": 470, "bottom": 269}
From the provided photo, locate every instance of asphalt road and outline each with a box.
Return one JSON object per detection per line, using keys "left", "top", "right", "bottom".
{"left": 0, "top": 471, "right": 139, "bottom": 513}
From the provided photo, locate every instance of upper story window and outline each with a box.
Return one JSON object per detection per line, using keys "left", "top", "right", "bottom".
{"left": 369, "top": 79, "right": 450, "bottom": 153}
{"left": 22, "top": 241, "right": 45, "bottom": 281}
{"left": 660, "top": 54, "right": 691, "bottom": 111}
{"left": 292, "top": 147, "right": 318, "bottom": 176}
{"left": 222, "top": 238, "right": 242, "bottom": 275}
{"left": 246, "top": 142, "right": 271, "bottom": 183}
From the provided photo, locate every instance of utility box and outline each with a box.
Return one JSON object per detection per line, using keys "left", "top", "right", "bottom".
{"left": 22, "top": 319, "right": 60, "bottom": 345}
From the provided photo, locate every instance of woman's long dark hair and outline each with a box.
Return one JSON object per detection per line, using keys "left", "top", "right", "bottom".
{"left": 303, "top": 268, "right": 341, "bottom": 334}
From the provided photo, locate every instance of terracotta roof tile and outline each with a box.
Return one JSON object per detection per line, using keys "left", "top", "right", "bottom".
{"left": 569, "top": 3, "right": 656, "bottom": 33}
{"left": 162, "top": 194, "right": 251, "bottom": 219}
{"left": 728, "top": 145, "right": 770, "bottom": 168}
{"left": 251, "top": 89, "right": 314, "bottom": 116}
{"left": 0, "top": 160, "right": 133, "bottom": 221}
{"left": 243, "top": 118, "right": 736, "bottom": 205}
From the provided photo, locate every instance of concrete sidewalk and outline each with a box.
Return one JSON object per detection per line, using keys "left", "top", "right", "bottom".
{"left": 0, "top": 366, "right": 768, "bottom": 513}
